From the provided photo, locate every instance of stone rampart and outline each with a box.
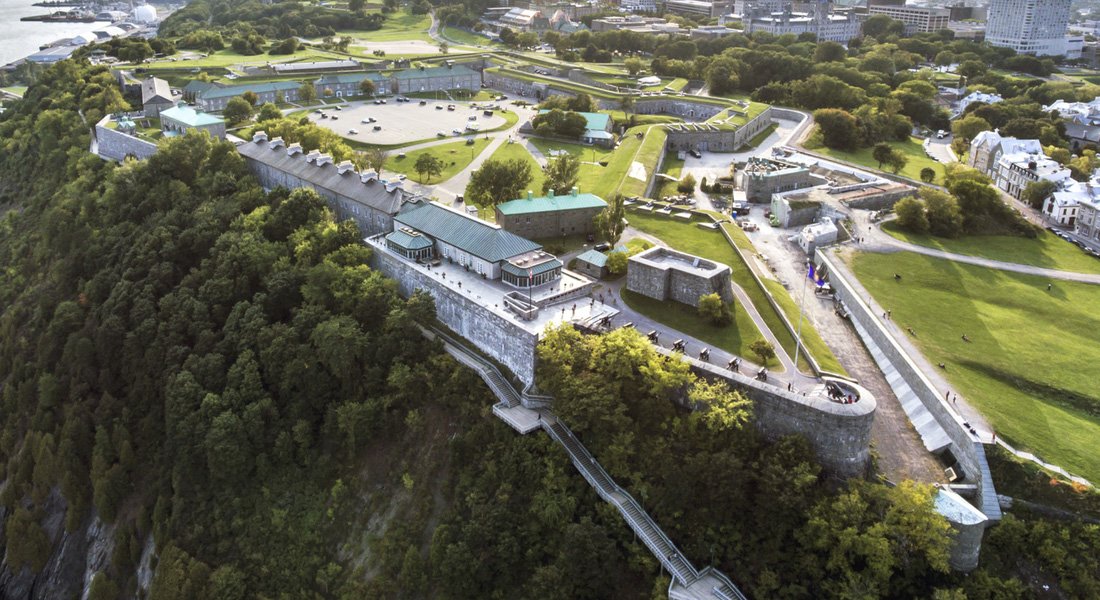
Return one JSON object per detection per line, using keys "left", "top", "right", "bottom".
{"left": 95, "top": 117, "right": 158, "bottom": 161}
{"left": 370, "top": 241, "right": 539, "bottom": 385}
{"left": 660, "top": 347, "right": 875, "bottom": 478}
{"left": 816, "top": 248, "right": 1001, "bottom": 523}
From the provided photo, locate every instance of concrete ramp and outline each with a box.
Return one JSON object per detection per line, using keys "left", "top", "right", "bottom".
{"left": 850, "top": 316, "right": 952, "bottom": 453}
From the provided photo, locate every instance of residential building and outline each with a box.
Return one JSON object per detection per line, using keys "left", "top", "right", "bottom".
{"left": 494, "top": 189, "right": 608, "bottom": 239}
{"left": 1042, "top": 98, "right": 1100, "bottom": 150}
{"left": 866, "top": 5, "right": 950, "bottom": 35}
{"left": 666, "top": 0, "right": 732, "bottom": 19}
{"left": 985, "top": 0, "right": 1071, "bottom": 56}
{"left": 140, "top": 77, "right": 173, "bottom": 118}
{"left": 392, "top": 65, "right": 480, "bottom": 95}
{"left": 1074, "top": 186, "right": 1100, "bottom": 242}
{"left": 1043, "top": 183, "right": 1087, "bottom": 226}
{"left": 195, "top": 81, "right": 302, "bottom": 111}
{"left": 159, "top": 103, "right": 226, "bottom": 139}
{"left": 954, "top": 91, "right": 1003, "bottom": 118}
{"left": 742, "top": 6, "right": 862, "bottom": 43}
{"left": 314, "top": 72, "right": 390, "bottom": 98}
{"left": 391, "top": 202, "right": 563, "bottom": 287}
{"left": 237, "top": 132, "right": 421, "bottom": 236}
{"left": 620, "top": 0, "right": 658, "bottom": 12}
{"left": 970, "top": 131, "right": 1073, "bottom": 199}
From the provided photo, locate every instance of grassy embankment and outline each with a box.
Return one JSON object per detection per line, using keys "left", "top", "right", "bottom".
{"left": 804, "top": 127, "right": 945, "bottom": 184}
{"left": 850, "top": 251, "right": 1100, "bottom": 483}
{"left": 882, "top": 221, "right": 1100, "bottom": 275}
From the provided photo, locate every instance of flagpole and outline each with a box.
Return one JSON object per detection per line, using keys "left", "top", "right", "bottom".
{"left": 793, "top": 260, "right": 810, "bottom": 374}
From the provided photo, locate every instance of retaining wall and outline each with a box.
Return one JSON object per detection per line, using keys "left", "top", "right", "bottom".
{"left": 370, "top": 243, "right": 539, "bottom": 385}
{"left": 661, "top": 347, "right": 875, "bottom": 478}
{"left": 94, "top": 117, "right": 158, "bottom": 161}
{"left": 815, "top": 248, "right": 1001, "bottom": 523}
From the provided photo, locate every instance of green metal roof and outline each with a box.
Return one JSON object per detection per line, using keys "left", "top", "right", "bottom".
{"left": 393, "top": 65, "right": 477, "bottom": 79}
{"left": 575, "top": 249, "right": 608, "bottom": 268}
{"left": 501, "top": 257, "right": 562, "bottom": 277}
{"left": 385, "top": 229, "right": 434, "bottom": 250}
{"left": 496, "top": 192, "right": 608, "bottom": 216}
{"left": 199, "top": 81, "right": 301, "bottom": 100}
{"left": 160, "top": 104, "right": 225, "bottom": 127}
{"left": 394, "top": 203, "right": 541, "bottom": 263}
{"left": 537, "top": 110, "right": 611, "bottom": 133}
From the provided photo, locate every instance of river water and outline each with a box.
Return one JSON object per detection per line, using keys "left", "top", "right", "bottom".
{"left": 0, "top": 0, "right": 108, "bottom": 66}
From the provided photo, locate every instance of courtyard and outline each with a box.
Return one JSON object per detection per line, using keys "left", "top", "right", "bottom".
{"left": 305, "top": 99, "right": 509, "bottom": 145}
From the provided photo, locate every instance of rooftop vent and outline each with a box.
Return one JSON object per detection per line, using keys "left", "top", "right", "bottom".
{"left": 361, "top": 170, "right": 379, "bottom": 183}
{"left": 252, "top": 130, "right": 268, "bottom": 143}
{"left": 305, "top": 149, "right": 322, "bottom": 163}
{"left": 336, "top": 160, "right": 355, "bottom": 174}
{"left": 269, "top": 136, "right": 284, "bottom": 149}
{"left": 315, "top": 154, "right": 333, "bottom": 167}
{"left": 385, "top": 181, "right": 403, "bottom": 192}
{"left": 287, "top": 142, "right": 303, "bottom": 156}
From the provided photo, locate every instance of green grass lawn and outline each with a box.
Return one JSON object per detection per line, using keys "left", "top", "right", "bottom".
{"left": 465, "top": 142, "right": 545, "bottom": 219}
{"left": 850, "top": 251, "right": 1100, "bottom": 483}
{"left": 440, "top": 27, "right": 494, "bottom": 47}
{"left": 654, "top": 154, "right": 684, "bottom": 199}
{"left": 625, "top": 210, "right": 845, "bottom": 374}
{"left": 882, "top": 221, "right": 1100, "bottom": 275}
{"left": 617, "top": 127, "right": 668, "bottom": 198}
{"left": 340, "top": 13, "right": 433, "bottom": 43}
{"left": 147, "top": 48, "right": 343, "bottom": 69}
{"left": 386, "top": 138, "right": 491, "bottom": 183}
{"left": 602, "top": 111, "right": 683, "bottom": 127}
{"left": 529, "top": 138, "right": 616, "bottom": 195}
{"left": 806, "top": 129, "right": 945, "bottom": 184}
{"left": 620, "top": 289, "right": 775, "bottom": 368}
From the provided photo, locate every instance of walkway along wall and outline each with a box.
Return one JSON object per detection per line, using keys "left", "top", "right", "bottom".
{"left": 370, "top": 241, "right": 540, "bottom": 385}
{"left": 816, "top": 248, "right": 999, "bottom": 567}
{"left": 659, "top": 346, "right": 875, "bottom": 478}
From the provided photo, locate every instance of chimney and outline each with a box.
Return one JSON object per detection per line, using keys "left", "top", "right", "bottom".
{"left": 361, "top": 170, "right": 379, "bottom": 183}
{"left": 385, "top": 180, "right": 403, "bottom": 192}
{"left": 571, "top": 186, "right": 578, "bottom": 197}
{"left": 287, "top": 142, "right": 303, "bottom": 156}
{"left": 527, "top": 190, "right": 533, "bottom": 200}
{"left": 315, "top": 154, "right": 333, "bottom": 167}
{"left": 269, "top": 136, "right": 284, "bottom": 149}
{"left": 336, "top": 160, "right": 355, "bottom": 174}
{"left": 305, "top": 149, "right": 322, "bottom": 163}
{"left": 252, "top": 130, "right": 268, "bottom": 143}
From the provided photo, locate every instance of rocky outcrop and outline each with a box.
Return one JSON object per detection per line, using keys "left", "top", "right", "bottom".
{"left": 0, "top": 490, "right": 116, "bottom": 600}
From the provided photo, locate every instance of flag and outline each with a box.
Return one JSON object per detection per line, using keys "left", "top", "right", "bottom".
{"left": 807, "top": 263, "right": 824, "bottom": 287}
{"left": 528, "top": 267, "right": 533, "bottom": 286}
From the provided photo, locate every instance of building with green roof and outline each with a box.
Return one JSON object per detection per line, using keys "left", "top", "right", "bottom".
{"left": 392, "top": 202, "right": 562, "bottom": 288}
{"left": 314, "top": 72, "right": 391, "bottom": 98}
{"left": 392, "top": 64, "right": 479, "bottom": 94}
{"left": 495, "top": 188, "right": 608, "bottom": 240}
{"left": 195, "top": 81, "right": 302, "bottom": 111}
{"left": 160, "top": 103, "right": 226, "bottom": 139}
{"left": 574, "top": 249, "right": 609, "bottom": 279}
{"left": 535, "top": 109, "right": 615, "bottom": 147}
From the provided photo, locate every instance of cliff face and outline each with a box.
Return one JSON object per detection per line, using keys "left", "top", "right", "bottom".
{"left": 0, "top": 491, "right": 117, "bottom": 600}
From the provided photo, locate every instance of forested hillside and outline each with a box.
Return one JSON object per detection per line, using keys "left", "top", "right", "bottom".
{"left": 0, "top": 60, "right": 1097, "bottom": 600}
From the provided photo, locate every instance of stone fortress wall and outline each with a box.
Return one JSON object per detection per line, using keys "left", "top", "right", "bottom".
{"left": 664, "top": 347, "right": 876, "bottom": 478}
{"left": 94, "top": 116, "right": 158, "bottom": 161}
{"left": 370, "top": 240, "right": 540, "bottom": 385}
{"left": 816, "top": 248, "right": 999, "bottom": 570}
{"left": 627, "top": 246, "right": 735, "bottom": 307}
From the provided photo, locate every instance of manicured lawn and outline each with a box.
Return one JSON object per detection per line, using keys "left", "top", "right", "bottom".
{"left": 625, "top": 210, "right": 845, "bottom": 374}
{"left": 342, "top": 13, "right": 433, "bottom": 42}
{"left": 1, "top": 86, "right": 28, "bottom": 97}
{"left": 465, "top": 143, "right": 545, "bottom": 219}
{"left": 146, "top": 48, "right": 343, "bottom": 69}
{"left": 882, "top": 221, "right": 1100, "bottom": 274}
{"left": 618, "top": 127, "right": 668, "bottom": 198}
{"left": 529, "top": 138, "right": 615, "bottom": 195}
{"left": 602, "top": 110, "right": 683, "bottom": 127}
{"left": 850, "top": 251, "right": 1100, "bottom": 483}
{"left": 654, "top": 154, "right": 684, "bottom": 199}
{"left": 807, "top": 129, "right": 945, "bottom": 184}
{"left": 620, "top": 290, "right": 775, "bottom": 368}
{"left": 386, "top": 138, "right": 491, "bottom": 183}
{"left": 440, "top": 27, "right": 495, "bottom": 47}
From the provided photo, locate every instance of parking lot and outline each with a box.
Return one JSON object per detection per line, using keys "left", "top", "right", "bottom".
{"left": 306, "top": 99, "right": 508, "bottom": 145}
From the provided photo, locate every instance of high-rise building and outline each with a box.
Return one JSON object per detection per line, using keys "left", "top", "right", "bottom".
{"left": 986, "top": 0, "right": 1071, "bottom": 56}
{"left": 866, "top": 4, "right": 950, "bottom": 35}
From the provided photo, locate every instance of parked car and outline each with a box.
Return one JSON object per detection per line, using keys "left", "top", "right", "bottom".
{"left": 437, "top": 132, "right": 447, "bottom": 138}
{"left": 435, "top": 105, "right": 444, "bottom": 110}
{"left": 334, "top": 105, "right": 342, "bottom": 111}
{"left": 372, "top": 125, "right": 381, "bottom": 131}
{"left": 936, "top": 130, "right": 947, "bottom": 139}
{"left": 419, "top": 100, "right": 427, "bottom": 105}
{"left": 594, "top": 242, "right": 611, "bottom": 251}
{"left": 447, "top": 104, "right": 456, "bottom": 111}
{"left": 348, "top": 129, "right": 359, "bottom": 134}
{"left": 465, "top": 137, "right": 475, "bottom": 145}
{"left": 689, "top": 149, "right": 702, "bottom": 158}
{"left": 483, "top": 110, "right": 493, "bottom": 117}
{"left": 330, "top": 116, "right": 338, "bottom": 120}
{"left": 468, "top": 115, "right": 477, "bottom": 121}
{"left": 397, "top": 174, "right": 407, "bottom": 181}
{"left": 452, "top": 128, "right": 462, "bottom": 135}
